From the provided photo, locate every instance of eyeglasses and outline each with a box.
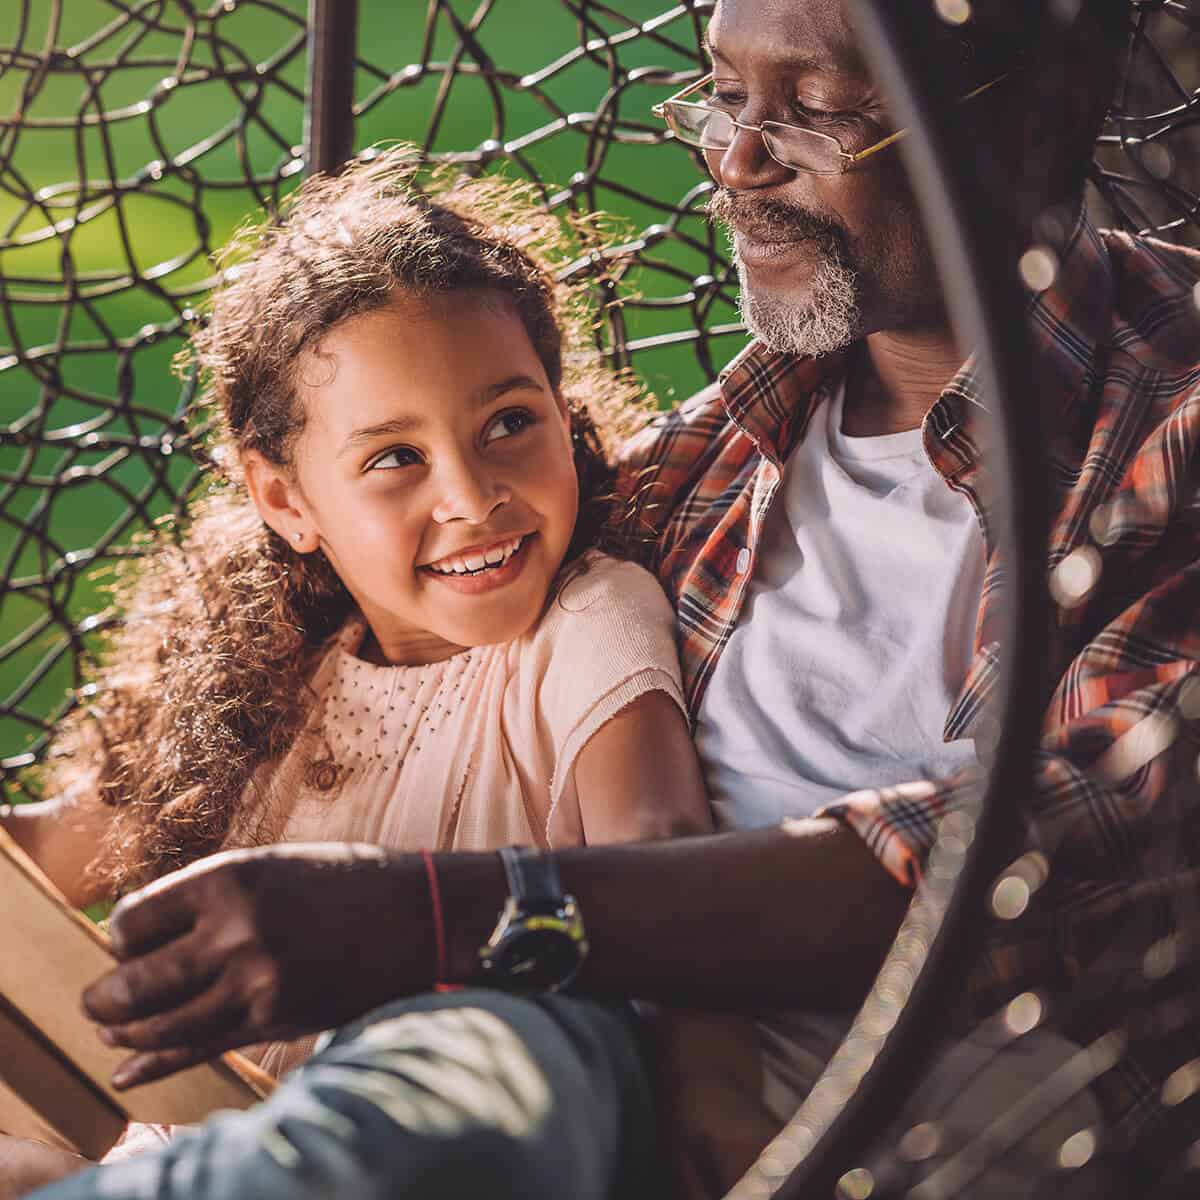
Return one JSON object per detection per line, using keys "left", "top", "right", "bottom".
{"left": 652, "top": 72, "right": 1008, "bottom": 177}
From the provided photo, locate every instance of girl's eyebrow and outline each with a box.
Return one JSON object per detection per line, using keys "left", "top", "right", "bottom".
{"left": 339, "top": 416, "right": 423, "bottom": 456}
{"left": 338, "top": 374, "right": 546, "bottom": 456}
{"left": 489, "top": 373, "right": 545, "bottom": 400}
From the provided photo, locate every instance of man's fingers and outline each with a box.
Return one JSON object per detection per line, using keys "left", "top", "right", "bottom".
{"left": 108, "top": 877, "right": 197, "bottom": 959}
{"left": 110, "top": 1046, "right": 214, "bottom": 1090}
{"left": 83, "top": 930, "right": 219, "bottom": 1025}
{"left": 109, "top": 1025, "right": 298, "bottom": 1090}
{"left": 98, "top": 973, "right": 245, "bottom": 1053}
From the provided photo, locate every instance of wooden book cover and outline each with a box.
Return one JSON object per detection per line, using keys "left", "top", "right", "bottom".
{"left": 0, "top": 825, "right": 272, "bottom": 1160}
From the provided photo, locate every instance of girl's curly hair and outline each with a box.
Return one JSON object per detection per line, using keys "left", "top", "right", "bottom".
{"left": 53, "top": 148, "right": 646, "bottom": 895}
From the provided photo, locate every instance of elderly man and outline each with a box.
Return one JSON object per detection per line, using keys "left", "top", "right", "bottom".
{"left": 22, "top": 0, "right": 1200, "bottom": 1197}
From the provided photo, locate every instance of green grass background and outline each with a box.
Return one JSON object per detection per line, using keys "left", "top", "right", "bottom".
{"left": 0, "top": 1, "right": 744, "bottom": 769}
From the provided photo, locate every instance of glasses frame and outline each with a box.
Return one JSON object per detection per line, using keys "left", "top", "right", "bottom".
{"left": 652, "top": 72, "right": 1009, "bottom": 177}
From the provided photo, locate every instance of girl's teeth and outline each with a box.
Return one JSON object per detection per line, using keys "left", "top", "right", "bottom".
{"left": 430, "top": 535, "right": 523, "bottom": 575}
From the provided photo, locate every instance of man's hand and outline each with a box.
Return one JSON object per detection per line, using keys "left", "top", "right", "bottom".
{"left": 81, "top": 824, "right": 907, "bottom": 1088}
{"left": 82, "top": 844, "right": 434, "bottom": 1089}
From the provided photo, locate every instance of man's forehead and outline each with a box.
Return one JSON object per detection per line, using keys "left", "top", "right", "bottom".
{"left": 707, "top": 0, "right": 867, "bottom": 79}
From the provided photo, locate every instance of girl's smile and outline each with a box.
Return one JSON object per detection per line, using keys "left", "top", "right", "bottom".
{"left": 421, "top": 531, "right": 534, "bottom": 593}
{"left": 244, "top": 289, "right": 580, "bottom": 665}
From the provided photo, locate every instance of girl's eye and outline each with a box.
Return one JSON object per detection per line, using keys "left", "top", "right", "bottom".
{"left": 367, "top": 445, "right": 423, "bottom": 471}
{"left": 483, "top": 407, "right": 535, "bottom": 444}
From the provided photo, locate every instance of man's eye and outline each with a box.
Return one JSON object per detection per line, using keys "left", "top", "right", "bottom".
{"left": 705, "top": 89, "right": 851, "bottom": 128}
{"left": 367, "top": 445, "right": 423, "bottom": 471}
{"left": 792, "top": 101, "right": 855, "bottom": 126}
{"left": 483, "top": 408, "right": 535, "bottom": 444}
{"left": 708, "top": 89, "right": 745, "bottom": 110}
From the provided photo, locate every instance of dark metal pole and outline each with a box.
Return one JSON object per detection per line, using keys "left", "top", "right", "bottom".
{"left": 305, "top": 0, "right": 358, "bottom": 176}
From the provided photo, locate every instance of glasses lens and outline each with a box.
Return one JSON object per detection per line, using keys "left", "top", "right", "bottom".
{"left": 761, "top": 124, "right": 844, "bottom": 175}
{"left": 664, "top": 103, "right": 735, "bottom": 151}
{"left": 662, "top": 105, "right": 847, "bottom": 175}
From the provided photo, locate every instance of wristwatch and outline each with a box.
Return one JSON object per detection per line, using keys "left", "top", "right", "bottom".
{"left": 477, "top": 846, "right": 589, "bottom": 993}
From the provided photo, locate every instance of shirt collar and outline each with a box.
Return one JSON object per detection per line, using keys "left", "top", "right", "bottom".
{"left": 940, "top": 209, "right": 1113, "bottom": 474}
{"left": 717, "top": 207, "right": 1113, "bottom": 475}
{"left": 717, "top": 339, "right": 844, "bottom": 465}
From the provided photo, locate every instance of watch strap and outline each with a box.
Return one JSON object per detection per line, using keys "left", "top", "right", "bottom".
{"left": 497, "top": 845, "right": 564, "bottom": 907}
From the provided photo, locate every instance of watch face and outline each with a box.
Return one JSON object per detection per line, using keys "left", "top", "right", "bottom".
{"left": 487, "top": 927, "right": 583, "bottom": 992}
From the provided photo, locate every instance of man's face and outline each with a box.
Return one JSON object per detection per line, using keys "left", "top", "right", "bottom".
{"left": 704, "top": 0, "right": 944, "bottom": 355}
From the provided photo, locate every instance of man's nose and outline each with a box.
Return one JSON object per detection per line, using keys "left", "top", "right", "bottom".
{"left": 431, "top": 457, "right": 511, "bottom": 525}
{"left": 706, "top": 124, "right": 794, "bottom": 192}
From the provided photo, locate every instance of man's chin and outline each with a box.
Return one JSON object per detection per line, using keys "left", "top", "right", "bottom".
{"left": 735, "top": 258, "right": 861, "bottom": 359}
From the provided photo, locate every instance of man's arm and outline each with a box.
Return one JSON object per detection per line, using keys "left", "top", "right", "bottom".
{"left": 82, "top": 821, "right": 909, "bottom": 1088}
{"left": 473, "top": 819, "right": 906, "bottom": 1005}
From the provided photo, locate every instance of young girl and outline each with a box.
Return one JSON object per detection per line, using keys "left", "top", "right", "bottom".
{"left": 0, "top": 149, "right": 711, "bottom": 1176}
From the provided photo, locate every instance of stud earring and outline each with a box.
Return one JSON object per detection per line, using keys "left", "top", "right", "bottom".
{"left": 292, "top": 531, "right": 304, "bottom": 544}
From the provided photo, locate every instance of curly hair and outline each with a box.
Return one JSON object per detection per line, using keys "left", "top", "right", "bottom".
{"left": 51, "top": 148, "right": 647, "bottom": 895}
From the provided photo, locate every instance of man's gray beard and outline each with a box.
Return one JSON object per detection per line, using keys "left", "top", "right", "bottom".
{"left": 734, "top": 243, "right": 863, "bottom": 359}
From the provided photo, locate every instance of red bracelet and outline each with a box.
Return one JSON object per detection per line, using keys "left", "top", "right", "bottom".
{"left": 421, "top": 849, "right": 462, "bottom": 993}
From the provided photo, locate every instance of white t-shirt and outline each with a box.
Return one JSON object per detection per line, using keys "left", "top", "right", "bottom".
{"left": 696, "top": 381, "right": 986, "bottom": 829}
{"left": 693, "top": 381, "right": 988, "bottom": 1119}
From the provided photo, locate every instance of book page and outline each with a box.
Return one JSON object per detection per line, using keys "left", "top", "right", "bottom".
{"left": 0, "top": 996, "right": 126, "bottom": 1160}
{"left": 0, "top": 825, "right": 270, "bottom": 1152}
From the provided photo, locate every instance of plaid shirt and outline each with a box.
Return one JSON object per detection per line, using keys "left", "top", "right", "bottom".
{"left": 620, "top": 213, "right": 1200, "bottom": 1165}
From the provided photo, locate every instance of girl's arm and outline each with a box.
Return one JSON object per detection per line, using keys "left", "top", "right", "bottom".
{"left": 0, "top": 1133, "right": 89, "bottom": 1197}
{"left": 2, "top": 795, "right": 112, "bottom": 909}
{"left": 573, "top": 691, "right": 767, "bottom": 1200}
{"left": 571, "top": 690, "right": 714, "bottom": 844}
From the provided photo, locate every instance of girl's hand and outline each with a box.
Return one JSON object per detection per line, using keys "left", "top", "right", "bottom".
{"left": 0, "top": 1134, "right": 89, "bottom": 1198}
{"left": 81, "top": 844, "right": 436, "bottom": 1089}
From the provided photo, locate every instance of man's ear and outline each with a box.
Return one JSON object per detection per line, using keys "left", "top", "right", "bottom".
{"left": 242, "top": 450, "right": 319, "bottom": 553}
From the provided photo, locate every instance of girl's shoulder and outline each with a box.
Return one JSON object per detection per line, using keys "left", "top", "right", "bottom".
{"left": 515, "top": 556, "right": 687, "bottom": 849}
{"left": 534, "top": 551, "right": 675, "bottom": 642}
{"left": 303, "top": 616, "right": 368, "bottom": 692}
{"left": 513, "top": 552, "right": 679, "bottom": 695}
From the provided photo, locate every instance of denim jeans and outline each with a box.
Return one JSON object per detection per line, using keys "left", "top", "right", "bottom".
{"left": 33, "top": 990, "right": 658, "bottom": 1200}
{"left": 30, "top": 993, "right": 1136, "bottom": 1200}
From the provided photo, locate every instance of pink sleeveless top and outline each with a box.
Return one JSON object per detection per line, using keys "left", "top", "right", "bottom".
{"left": 235, "top": 551, "right": 685, "bottom": 1076}
{"left": 105, "top": 555, "right": 686, "bottom": 1158}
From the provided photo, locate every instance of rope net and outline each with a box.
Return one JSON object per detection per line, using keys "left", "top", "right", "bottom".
{"left": 0, "top": 1, "right": 1198, "bottom": 1188}
{"left": 1, "top": 1, "right": 1197, "bottom": 782}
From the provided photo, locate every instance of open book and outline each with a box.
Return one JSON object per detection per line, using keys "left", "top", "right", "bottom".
{"left": 0, "top": 825, "right": 272, "bottom": 1160}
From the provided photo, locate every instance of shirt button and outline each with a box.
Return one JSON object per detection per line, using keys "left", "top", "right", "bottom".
{"left": 736, "top": 547, "right": 751, "bottom": 575}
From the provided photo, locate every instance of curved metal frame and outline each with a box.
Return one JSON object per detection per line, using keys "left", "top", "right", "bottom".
{"left": 728, "top": 1, "right": 1050, "bottom": 1193}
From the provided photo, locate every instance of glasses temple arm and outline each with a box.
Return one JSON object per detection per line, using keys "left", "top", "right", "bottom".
{"left": 848, "top": 72, "right": 1008, "bottom": 165}
{"left": 847, "top": 127, "right": 907, "bottom": 164}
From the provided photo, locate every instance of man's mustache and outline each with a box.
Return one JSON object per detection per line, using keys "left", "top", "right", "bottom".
{"left": 707, "top": 187, "right": 846, "bottom": 251}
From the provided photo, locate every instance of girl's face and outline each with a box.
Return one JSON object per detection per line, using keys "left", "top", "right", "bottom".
{"left": 247, "top": 290, "right": 579, "bottom": 665}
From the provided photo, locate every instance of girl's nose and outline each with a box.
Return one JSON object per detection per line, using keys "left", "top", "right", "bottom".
{"left": 431, "top": 458, "right": 511, "bottom": 525}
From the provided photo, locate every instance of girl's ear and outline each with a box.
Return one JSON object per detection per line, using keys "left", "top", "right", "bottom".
{"left": 242, "top": 450, "right": 319, "bottom": 553}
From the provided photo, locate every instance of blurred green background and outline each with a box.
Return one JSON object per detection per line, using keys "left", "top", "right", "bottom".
{"left": 0, "top": 1, "right": 743, "bottom": 770}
